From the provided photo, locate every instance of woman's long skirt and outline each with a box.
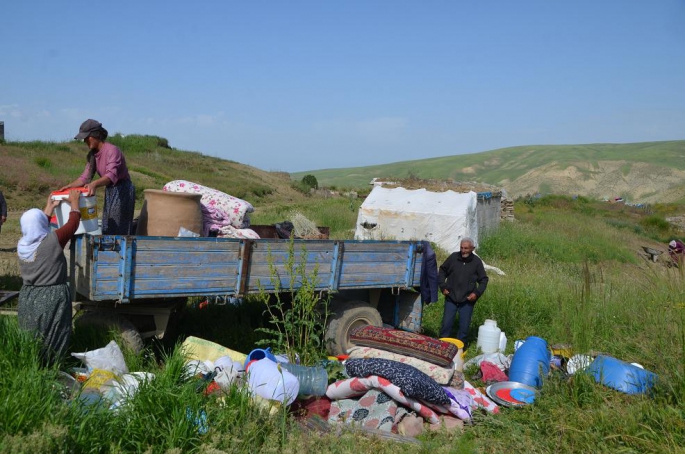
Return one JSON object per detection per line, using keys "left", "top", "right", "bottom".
{"left": 17, "top": 283, "right": 72, "bottom": 366}
{"left": 103, "top": 179, "right": 136, "bottom": 235}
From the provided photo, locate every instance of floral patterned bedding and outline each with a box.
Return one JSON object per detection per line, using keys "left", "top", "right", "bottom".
{"left": 163, "top": 180, "right": 258, "bottom": 239}
{"left": 347, "top": 346, "right": 455, "bottom": 385}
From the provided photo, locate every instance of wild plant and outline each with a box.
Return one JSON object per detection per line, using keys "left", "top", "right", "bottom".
{"left": 255, "top": 237, "right": 330, "bottom": 366}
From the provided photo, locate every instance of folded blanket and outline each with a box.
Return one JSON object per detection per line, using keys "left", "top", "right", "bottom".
{"left": 347, "top": 346, "right": 455, "bottom": 385}
{"left": 327, "top": 375, "right": 478, "bottom": 422}
{"left": 345, "top": 358, "right": 450, "bottom": 406}
{"left": 326, "top": 376, "right": 440, "bottom": 424}
{"left": 462, "top": 380, "right": 499, "bottom": 414}
{"left": 328, "top": 389, "right": 410, "bottom": 432}
{"left": 350, "top": 326, "right": 458, "bottom": 367}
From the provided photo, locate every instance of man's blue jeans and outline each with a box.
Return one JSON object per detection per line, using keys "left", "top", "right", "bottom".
{"left": 439, "top": 299, "right": 475, "bottom": 342}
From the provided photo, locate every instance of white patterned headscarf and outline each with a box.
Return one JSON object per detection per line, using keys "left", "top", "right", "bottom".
{"left": 17, "top": 209, "right": 50, "bottom": 262}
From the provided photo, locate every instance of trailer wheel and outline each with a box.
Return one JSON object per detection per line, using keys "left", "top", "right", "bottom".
{"left": 75, "top": 312, "right": 144, "bottom": 353}
{"left": 325, "top": 301, "right": 382, "bottom": 356}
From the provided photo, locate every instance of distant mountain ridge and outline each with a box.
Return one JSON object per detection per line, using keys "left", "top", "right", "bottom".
{"left": 293, "top": 140, "right": 685, "bottom": 203}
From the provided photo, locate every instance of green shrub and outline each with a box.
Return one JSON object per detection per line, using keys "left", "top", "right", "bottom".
{"left": 300, "top": 174, "right": 318, "bottom": 190}
{"left": 290, "top": 181, "right": 313, "bottom": 195}
{"left": 640, "top": 214, "right": 671, "bottom": 231}
{"left": 34, "top": 157, "right": 52, "bottom": 169}
{"left": 109, "top": 134, "right": 172, "bottom": 155}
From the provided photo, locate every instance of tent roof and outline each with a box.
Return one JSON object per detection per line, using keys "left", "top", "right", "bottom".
{"left": 360, "top": 186, "right": 477, "bottom": 216}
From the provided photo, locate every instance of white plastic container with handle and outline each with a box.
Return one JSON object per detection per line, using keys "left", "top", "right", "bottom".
{"left": 476, "top": 319, "right": 502, "bottom": 354}
{"left": 51, "top": 188, "right": 101, "bottom": 235}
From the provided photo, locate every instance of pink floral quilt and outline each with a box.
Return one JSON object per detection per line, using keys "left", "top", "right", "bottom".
{"left": 327, "top": 376, "right": 441, "bottom": 424}
{"left": 163, "top": 180, "right": 258, "bottom": 238}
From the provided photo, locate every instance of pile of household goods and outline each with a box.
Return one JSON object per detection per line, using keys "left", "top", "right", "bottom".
{"left": 463, "top": 319, "right": 658, "bottom": 408}
{"left": 64, "top": 340, "right": 155, "bottom": 411}
{"left": 58, "top": 324, "right": 659, "bottom": 440}
{"left": 176, "top": 329, "right": 500, "bottom": 437}
{"left": 136, "top": 180, "right": 259, "bottom": 239}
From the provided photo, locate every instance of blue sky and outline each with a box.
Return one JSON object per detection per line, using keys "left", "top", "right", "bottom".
{"left": 2, "top": 1, "right": 684, "bottom": 172}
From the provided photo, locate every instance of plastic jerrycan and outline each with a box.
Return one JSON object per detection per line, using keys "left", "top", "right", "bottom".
{"left": 476, "top": 319, "right": 501, "bottom": 354}
{"left": 50, "top": 187, "right": 100, "bottom": 234}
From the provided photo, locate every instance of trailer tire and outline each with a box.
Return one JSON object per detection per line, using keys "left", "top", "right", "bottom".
{"left": 325, "top": 301, "right": 382, "bottom": 356}
{"left": 75, "top": 312, "right": 144, "bottom": 354}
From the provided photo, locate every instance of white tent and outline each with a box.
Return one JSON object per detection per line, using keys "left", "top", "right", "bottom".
{"left": 354, "top": 186, "right": 479, "bottom": 253}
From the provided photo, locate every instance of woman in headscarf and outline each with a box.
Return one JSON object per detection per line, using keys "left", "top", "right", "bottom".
{"left": 59, "top": 119, "right": 136, "bottom": 235}
{"left": 668, "top": 239, "right": 684, "bottom": 267}
{"left": 17, "top": 190, "right": 81, "bottom": 366}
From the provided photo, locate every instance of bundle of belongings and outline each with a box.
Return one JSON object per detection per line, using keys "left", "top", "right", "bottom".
{"left": 163, "top": 180, "right": 260, "bottom": 239}
{"left": 178, "top": 331, "right": 501, "bottom": 439}
{"left": 320, "top": 326, "right": 499, "bottom": 435}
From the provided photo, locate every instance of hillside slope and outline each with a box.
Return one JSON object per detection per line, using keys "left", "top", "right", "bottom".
{"left": 293, "top": 141, "right": 685, "bottom": 203}
{"left": 0, "top": 135, "right": 305, "bottom": 212}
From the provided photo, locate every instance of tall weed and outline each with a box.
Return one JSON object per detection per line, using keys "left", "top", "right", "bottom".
{"left": 255, "top": 238, "right": 330, "bottom": 365}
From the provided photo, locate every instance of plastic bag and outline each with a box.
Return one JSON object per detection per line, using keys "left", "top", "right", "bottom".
{"left": 178, "top": 227, "right": 201, "bottom": 237}
{"left": 102, "top": 372, "right": 155, "bottom": 411}
{"left": 182, "top": 359, "right": 213, "bottom": 380}
{"left": 463, "top": 352, "right": 511, "bottom": 372}
{"left": 72, "top": 340, "right": 129, "bottom": 376}
{"left": 213, "top": 356, "right": 243, "bottom": 390}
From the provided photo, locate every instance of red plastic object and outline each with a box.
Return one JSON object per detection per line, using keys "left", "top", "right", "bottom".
{"left": 50, "top": 187, "right": 89, "bottom": 197}
{"left": 495, "top": 388, "right": 524, "bottom": 405}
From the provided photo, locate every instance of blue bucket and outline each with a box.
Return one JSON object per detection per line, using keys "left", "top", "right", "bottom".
{"left": 508, "top": 336, "right": 550, "bottom": 388}
{"left": 586, "top": 355, "right": 657, "bottom": 394}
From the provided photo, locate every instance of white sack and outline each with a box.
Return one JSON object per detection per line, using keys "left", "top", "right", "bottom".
{"left": 71, "top": 340, "right": 129, "bottom": 376}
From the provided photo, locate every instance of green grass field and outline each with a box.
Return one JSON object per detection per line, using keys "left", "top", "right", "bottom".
{"left": 1, "top": 194, "right": 684, "bottom": 453}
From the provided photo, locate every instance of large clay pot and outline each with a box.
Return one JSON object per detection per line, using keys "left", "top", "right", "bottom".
{"left": 136, "top": 189, "right": 203, "bottom": 237}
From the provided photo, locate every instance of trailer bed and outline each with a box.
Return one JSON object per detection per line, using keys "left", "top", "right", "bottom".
{"left": 71, "top": 235, "right": 424, "bottom": 303}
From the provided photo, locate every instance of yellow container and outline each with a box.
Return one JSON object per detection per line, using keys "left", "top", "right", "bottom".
{"left": 440, "top": 337, "right": 464, "bottom": 349}
{"left": 551, "top": 344, "right": 573, "bottom": 358}
{"left": 440, "top": 337, "right": 465, "bottom": 372}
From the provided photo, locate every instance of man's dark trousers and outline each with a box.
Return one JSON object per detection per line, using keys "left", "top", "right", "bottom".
{"left": 439, "top": 298, "right": 475, "bottom": 342}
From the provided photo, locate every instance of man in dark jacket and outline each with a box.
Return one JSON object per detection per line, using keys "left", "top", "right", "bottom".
{"left": 438, "top": 237, "right": 489, "bottom": 343}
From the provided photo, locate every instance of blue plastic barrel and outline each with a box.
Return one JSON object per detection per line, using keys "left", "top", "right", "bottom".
{"left": 586, "top": 355, "right": 657, "bottom": 394}
{"left": 508, "top": 336, "right": 550, "bottom": 388}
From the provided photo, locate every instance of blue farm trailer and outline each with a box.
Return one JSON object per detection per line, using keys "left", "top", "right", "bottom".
{"left": 69, "top": 234, "right": 429, "bottom": 355}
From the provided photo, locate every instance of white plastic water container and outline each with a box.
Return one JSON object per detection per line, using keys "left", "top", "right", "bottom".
{"left": 51, "top": 188, "right": 101, "bottom": 235}
{"left": 246, "top": 359, "right": 299, "bottom": 406}
{"left": 476, "top": 319, "right": 502, "bottom": 354}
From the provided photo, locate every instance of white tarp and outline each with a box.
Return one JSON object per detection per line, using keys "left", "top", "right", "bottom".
{"left": 354, "top": 187, "right": 479, "bottom": 253}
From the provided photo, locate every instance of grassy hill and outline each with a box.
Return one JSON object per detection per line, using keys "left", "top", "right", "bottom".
{"left": 0, "top": 135, "right": 308, "bottom": 213}
{"left": 2, "top": 194, "right": 684, "bottom": 452}
{"left": 5, "top": 137, "right": 685, "bottom": 209}
{"left": 2, "top": 136, "right": 685, "bottom": 452}
{"left": 292, "top": 140, "right": 685, "bottom": 203}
